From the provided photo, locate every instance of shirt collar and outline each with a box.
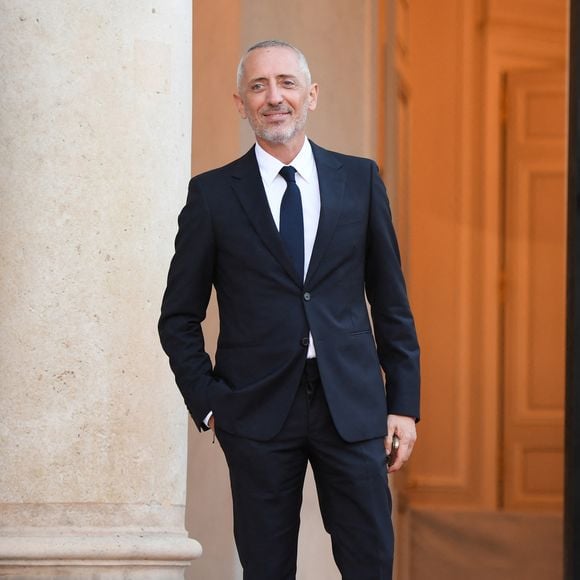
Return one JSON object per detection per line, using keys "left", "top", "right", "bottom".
{"left": 254, "top": 138, "right": 316, "bottom": 186}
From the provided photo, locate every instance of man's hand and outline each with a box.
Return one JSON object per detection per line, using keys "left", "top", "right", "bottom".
{"left": 385, "top": 414, "right": 417, "bottom": 473}
{"left": 208, "top": 415, "right": 215, "bottom": 432}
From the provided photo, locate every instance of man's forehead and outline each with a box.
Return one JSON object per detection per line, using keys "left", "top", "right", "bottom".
{"left": 242, "top": 47, "right": 302, "bottom": 79}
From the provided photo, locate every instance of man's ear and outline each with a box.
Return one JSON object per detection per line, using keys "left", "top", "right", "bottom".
{"left": 307, "top": 83, "right": 319, "bottom": 112}
{"left": 233, "top": 93, "right": 247, "bottom": 119}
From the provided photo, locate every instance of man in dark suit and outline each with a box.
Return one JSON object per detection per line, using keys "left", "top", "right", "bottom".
{"left": 159, "top": 39, "right": 420, "bottom": 580}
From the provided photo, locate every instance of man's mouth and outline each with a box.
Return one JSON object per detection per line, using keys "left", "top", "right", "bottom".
{"left": 262, "top": 109, "right": 291, "bottom": 122}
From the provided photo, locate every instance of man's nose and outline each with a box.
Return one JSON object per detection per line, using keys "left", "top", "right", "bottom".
{"left": 266, "top": 82, "right": 283, "bottom": 105}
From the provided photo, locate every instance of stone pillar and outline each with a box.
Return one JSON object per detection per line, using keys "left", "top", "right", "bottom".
{"left": 0, "top": 2, "right": 200, "bottom": 578}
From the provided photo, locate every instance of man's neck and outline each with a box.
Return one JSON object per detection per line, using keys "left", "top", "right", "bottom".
{"left": 256, "top": 134, "right": 306, "bottom": 165}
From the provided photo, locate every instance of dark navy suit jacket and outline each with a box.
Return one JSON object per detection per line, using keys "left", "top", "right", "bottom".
{"left": 159, "top": 141, "right": 420, "bottom": 442}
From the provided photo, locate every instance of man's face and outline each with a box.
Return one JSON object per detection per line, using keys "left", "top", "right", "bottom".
{"left": 234, "top": 47, "right": 318, "bottom": 146}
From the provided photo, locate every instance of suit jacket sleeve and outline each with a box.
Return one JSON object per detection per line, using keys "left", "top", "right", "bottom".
{"left": 365, "top": 161, "right": 420, "bottom": 420}
{"left": 158, "top": 177, "right": 229, "bottom": 431}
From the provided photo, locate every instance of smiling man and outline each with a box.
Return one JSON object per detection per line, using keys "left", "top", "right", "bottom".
{"left": 159, "top": 40, "right": 420, "bottom": 580}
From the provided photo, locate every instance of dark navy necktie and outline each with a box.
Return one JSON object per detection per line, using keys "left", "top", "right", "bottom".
{"left": 279, "top": 165, "right": 304, "bottom": 281}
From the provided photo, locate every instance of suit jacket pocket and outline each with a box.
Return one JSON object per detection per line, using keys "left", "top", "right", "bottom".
{"left": 350, "top": 329, "right": 371, "bottom": 336}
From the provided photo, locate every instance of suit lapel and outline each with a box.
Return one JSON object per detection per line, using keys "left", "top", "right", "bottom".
{"left": 305, "top": 142, "right": 346, "bottom": 286}
{"left": 231, "top": 147, "right": 303, "bottom": 287}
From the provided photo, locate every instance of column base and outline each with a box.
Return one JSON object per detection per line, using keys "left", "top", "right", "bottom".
{"left": 0, "top": 533, "right": 201, "bottom": 580}
{"left": 0, "top": 567, "right": 189, "bottom": 580}
{"left": 0, "top": 504, "right": 202, "bottom": 579}
{"left": 0, "top": 533, "right": 201, "bottom": 579}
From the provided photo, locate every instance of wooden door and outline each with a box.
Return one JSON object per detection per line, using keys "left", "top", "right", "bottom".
{"left": 502, "top": 67, "right": 566, "bottom": 511}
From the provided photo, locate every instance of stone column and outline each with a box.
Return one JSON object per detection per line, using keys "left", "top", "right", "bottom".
{"left": 0, "top": 2, "right": 200, "bottom": 578}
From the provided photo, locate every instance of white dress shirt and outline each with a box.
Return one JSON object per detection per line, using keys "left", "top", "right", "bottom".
{"left": 254, "top": 137, "right": 320, "bottom": 359}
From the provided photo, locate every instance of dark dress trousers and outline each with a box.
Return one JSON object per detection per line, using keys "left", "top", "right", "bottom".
{"left": 158, "top": 141, "right": 420, "bottom": 579}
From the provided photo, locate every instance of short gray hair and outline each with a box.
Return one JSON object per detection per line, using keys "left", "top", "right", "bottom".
{"left": 236, "top": 40, "right": 312, "bottom": 90}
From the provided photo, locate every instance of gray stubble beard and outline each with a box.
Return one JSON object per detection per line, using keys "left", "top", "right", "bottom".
{"left": 249, "top": 100, "right": 310, "bottom": 145}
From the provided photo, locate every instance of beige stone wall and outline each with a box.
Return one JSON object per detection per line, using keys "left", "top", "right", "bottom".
{"left": 0, "top": 1, "right": 199, "bottom": 577}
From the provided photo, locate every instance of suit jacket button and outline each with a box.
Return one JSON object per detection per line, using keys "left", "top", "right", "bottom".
{"left": 303, "top": 292, "right": 311, "bottom": 301}
{"left": 301, "top": 337, "right": 310, "bottom": 347}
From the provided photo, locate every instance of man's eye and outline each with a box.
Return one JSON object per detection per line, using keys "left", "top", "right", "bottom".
{"left": 251, "top": 83, "right": 265, "bottom": 91}
{"left": 282, "top": 80, "right": 296, "bottom": 87}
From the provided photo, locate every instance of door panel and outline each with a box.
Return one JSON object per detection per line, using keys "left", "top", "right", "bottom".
{"left": 503, "top": 68, "right": 566, "bottom": 511}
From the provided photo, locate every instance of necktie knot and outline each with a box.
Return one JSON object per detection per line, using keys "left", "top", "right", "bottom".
{"left": 279, "top": 165, "right": 297, "bottom": 184}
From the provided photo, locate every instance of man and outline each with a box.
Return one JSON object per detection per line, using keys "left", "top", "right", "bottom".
{"left": 159, "top": 40, "right": 420, "bottom": 580}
